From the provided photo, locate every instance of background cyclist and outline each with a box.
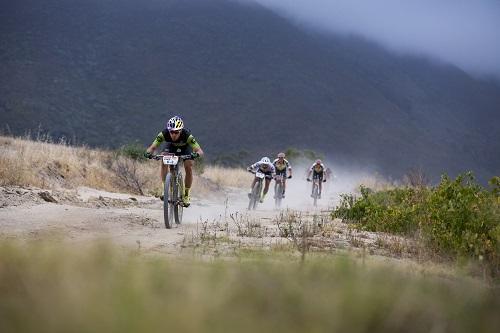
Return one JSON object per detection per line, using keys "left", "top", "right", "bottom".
{"left": 273, "top": 152, "right": 292, "bottom": 198}
{"left": 144, "top": 115, "right": 204, "bottom": 206}
{"left": 247, "top": 157, "right": 276, "bottom": 203}
{"left": 306, "top": 159, "right": 327, "bottom": 199}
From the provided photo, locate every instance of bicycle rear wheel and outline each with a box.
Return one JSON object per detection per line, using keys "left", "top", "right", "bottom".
{"left": 174, "top": 172, "right": 184, "bottom": 224}
{"left": 163, "top": 173, "right": 174, "bottom": 229}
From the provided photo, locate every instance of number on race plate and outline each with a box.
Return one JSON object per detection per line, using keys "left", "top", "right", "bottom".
{"left": 162, "top": 154, "right": 179, "bottom": 165}
{"left": 255, "top": 171, "right": 265, "bottom": 179}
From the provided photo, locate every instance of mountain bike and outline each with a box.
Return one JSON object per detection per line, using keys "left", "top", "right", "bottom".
{"left": 248, "top": 170, "right": 265, "bottom": 210}
{"left": 308, "top": 176, "right": 322, "bottom": 207}
{"left": 274, "top": 174, "right": 290, "bottom": 209}
{"left": 153, "top": 153, "right": 191, "bottom": 228}
{"left": 274, "top": 174, "right": 284, "bottom": 208}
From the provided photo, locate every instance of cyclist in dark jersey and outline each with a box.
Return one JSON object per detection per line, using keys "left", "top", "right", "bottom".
{"left": 144, "top": 116, "right": 204, "bottom": 206}
{"left": 307, "top": 159, "right": 327, "bottom": 199}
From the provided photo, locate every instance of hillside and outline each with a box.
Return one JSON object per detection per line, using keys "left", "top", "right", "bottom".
{"left": 1, "top": 0, "right": 499, "bottom": 181}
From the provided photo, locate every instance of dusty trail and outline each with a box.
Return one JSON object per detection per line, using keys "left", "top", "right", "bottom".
{"left": 0, "top": 180, "right": 339, "bottom": 255}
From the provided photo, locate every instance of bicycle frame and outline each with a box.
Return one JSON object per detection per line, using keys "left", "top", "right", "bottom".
{"left": 274, "top": 174, "right": 285, "bottom": 208}
{"left": 311, "top": 176, "right": 321, "bottom": 206}
{"left": 248, "top": 170, "right": 265, "bottom": 210}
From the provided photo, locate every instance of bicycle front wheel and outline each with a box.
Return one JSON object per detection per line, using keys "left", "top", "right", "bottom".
{"left": 312, "top": 183, "right": 318, "bottom": 207}
{"left": 163, "top": 173, "right": 175, "bottom": 229}
{"left": 248, "top": 180, "right": 260, "bottom": 210}
{"left": 275, "top": 182, "right": 283, "bottom": 208}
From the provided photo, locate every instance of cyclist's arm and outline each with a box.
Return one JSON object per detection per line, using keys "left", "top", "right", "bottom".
{"left": 248, "top": 162, "right": 259, "bottom": 171}
{"left": 187, "top": 135, "right": 204, "bottom": 156}
{"left": 146, "top": 132, "right": 165, "bottom": 154}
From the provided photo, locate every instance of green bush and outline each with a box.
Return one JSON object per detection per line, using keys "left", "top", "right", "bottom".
{"left": 333, "top": 172, "right": 500, "bottom": 273}
{"left": 421, "top": 173, "right": 499, "bottom": 268}
{"left": 333, "top": 185, "right": 425, "bottom": 234}
{"left": 118, "top": 141, "right": 147, "bottom": 161}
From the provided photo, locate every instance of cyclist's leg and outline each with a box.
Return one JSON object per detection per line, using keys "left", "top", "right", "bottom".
{"left": 174, "top": 145, "right": 192, "bottom": 205}
{"left": 184, "top": 159, "right": 193, "bottom": 189}
{"left": 318, "top": 173, "right": 323, "bottom": 197}
{"left": 259, "top": 177, "right": 271, "bottom": 202}
{"left": 263, "top": 177, "right": 271, "bottom": 195}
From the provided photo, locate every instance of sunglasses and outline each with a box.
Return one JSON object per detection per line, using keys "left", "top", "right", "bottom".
{"left": 169, "top": 130, "right": 181, "bottom": 134}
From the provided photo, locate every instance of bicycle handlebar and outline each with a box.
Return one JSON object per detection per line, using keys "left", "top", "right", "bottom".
{"left": 152, "top": 154, "right": 193, "bottom": 161}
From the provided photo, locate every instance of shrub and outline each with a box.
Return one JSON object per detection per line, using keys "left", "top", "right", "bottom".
{"left": 333, "top": 185, "right": 425, "bottom": 235}
{"left": 333, "top": 172, "right": 500, "bottom": 274}
{"left": 421, "top": 173, "right": 499, "bottom": 270}
{"left": 118, "top": 142, "right": 147, "bottom": 161}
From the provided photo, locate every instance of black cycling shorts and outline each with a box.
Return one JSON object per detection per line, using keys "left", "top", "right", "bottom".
{"left": 313, "top": 171, "right": 324, "bottom": 181}
{"left": 257, "top": 169, "right": 274, "bottom": 179}
{"left": 162, "top": 143, "right": 193, "bottom": 158}
{"left": 276, "top": 170, "right": 288, "bottom": 177}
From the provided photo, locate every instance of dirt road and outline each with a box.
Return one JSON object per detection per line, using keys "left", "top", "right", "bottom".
{"left": 0, "top": 184, "right": 340, "bottom": 255}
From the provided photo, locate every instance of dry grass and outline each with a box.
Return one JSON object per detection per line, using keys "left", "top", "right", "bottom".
{"left": 355, "top": 173, "right": 397, "bottom": 192}
{"left": 203, "top": 165, "right": 251, "bottom": 189}
{"left": 0, "top": 136, "right": 120, "bottom": 191}
{"left": 1, "top": 240, "right": 499, "bottom": 333}
{"left": 0, "top": 135, "right": 249, "bottom": 195}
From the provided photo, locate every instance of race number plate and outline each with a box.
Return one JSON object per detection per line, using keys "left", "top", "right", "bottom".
{"left": 255, "top": 171, "right": 265, "bottom": 179}
{"left": 162, "top": 154, "right": 179, "bottom": 165}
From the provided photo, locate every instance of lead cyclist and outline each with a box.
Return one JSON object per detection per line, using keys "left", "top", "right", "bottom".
{"left": 144, "top": 116, "right": 204, "bottom": 207}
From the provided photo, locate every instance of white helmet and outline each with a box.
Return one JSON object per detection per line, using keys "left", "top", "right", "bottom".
{"left": 260, "top": 157, "right": 271, "bottom": 164}
{"left": 166, "top": 116, "right": 184, "bottom": 131}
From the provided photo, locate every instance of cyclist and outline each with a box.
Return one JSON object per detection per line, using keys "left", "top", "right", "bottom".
{"left": 247, "top": 157, "right": 276, "bottom": 203}
{"left": 144, "top": 116, "right": 204, "bottom": 207}
{"left": 273, "top": 152, "right": 292, "bottom": 198}
{"left": 306, "top": 159, "right": 327, "bottom": 199}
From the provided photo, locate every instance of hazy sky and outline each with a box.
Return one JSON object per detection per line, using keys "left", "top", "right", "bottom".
{"left": 247, "top": 0, "right": 500, "bottom": 78}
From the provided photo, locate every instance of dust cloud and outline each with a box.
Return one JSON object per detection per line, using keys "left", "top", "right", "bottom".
{"left": 184, "top": 161, "right": 379, "bottom": 224}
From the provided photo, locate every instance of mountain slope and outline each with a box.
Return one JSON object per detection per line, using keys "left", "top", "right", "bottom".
{"left": 1, "top": 0, "right": 499, "bottom": 181}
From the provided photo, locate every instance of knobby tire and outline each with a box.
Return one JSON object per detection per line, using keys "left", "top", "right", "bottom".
{"left": 248, "top": 180, "right": 260, "bottom": 210}
{"left": 312, "top": 183, "right": 319, "bottom": 207}
{"left": 275, "top": 181, "right": 283, "bottom": 208}
{"left": 164, "top": 173, "right": 174, "bottom": 229}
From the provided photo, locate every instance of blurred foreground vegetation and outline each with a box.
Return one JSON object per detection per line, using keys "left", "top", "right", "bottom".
{"left": 333, "top": 172, "right": 500, "bottom": 277}
{"left": 1, "top": 241, "right": 499, "bottom": 333}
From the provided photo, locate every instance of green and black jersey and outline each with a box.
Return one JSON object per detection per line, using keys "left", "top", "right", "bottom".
{"left": 151, "top": 128, "right": 201, "bottom": 150}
